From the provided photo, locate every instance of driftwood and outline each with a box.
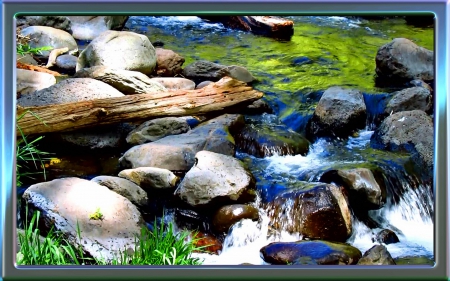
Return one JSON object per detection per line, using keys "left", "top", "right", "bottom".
{"left": 17, "top": 61, "right": 63, "bottom": 76}
{"left": 45, "top": 47, "right": 69, "bottom": 68}
{"left": 16, "top": 76, "right": 264, "bottom": 136}
{"left": 199, "top": 16, "right": 294, "bottom": 39}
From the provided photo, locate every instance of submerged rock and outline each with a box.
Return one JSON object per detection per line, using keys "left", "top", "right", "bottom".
{"left": 260, "top": 240, "right": 362, "bottom": 265}
{"left": 357, "top": 245, "right": 396, "bottom": 265}
{"left": 174, "top": 151, "right": 257, "bottom": 208}
{"left": 374, "top": 229, "right": 400, "bottom": 245}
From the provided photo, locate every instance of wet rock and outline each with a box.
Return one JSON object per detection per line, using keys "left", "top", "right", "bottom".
{"left": 375, "top": 38, "right": 433, "bottom": 83}
{"left": 357, "top": 245, "right": 396, "bottom": 265}
{"left": 196, "top": 80, "right": 213, "bottom": 89}
{"left": 191, "top": 231, "right": 223, "bottom": 255}
{"left": 174, "top": 151, "right": 257, "bottom": 208}
{"left": 154, "top": 48, "right": 185, "bottom": 77}
{"left": 245, "top": 99, "right": 273, "bottom": 115}
{"left": 292, "top": 256, "right": 318, "bottom": 265}
{"left": 183, "top": 60, "right": 255, "bottom": 84}
{"left": 265, "top": 183, "right": 352, "bottom": 242}
{"left": 90, "top": 176, "right": 148, "bottom": 209}
{"left": 16, "top": 16, "right": 73, "bottom": 34}
{"left": 320, "top": 168, "right": 387, "bottom": 210}
{"left": 17, "top": 78, "right": 124, "bottom": 107}
{"left": 306, "top": 86, "right": 366, "bottom": 139}
{"left": 118, "top": 167, "right": 179, "bottom": 190}
{"left": 150, "top": 77, "right": 196, "bottom": 90}
{"left": 175, "top": 208, "right": 210, "bottom": 233}
{"left": 119, "top": 114, "right": 244, "bottom": 171}
{"left": 74, "top": 66, "right": 167, "bottom": 95}
{"left": 55, "top": 54, "right": 78, "bottom": 75}
{"left": 22, "top": 177, "right": 145, "bottom": 262}
{"left": 374, "top": 229, "right": 400, "bottom": 245}
{"left": 408, "top": 79, "right": 433, "bottom": 93}
{"left": 67, "top": 16, "right": 129, "bottom": 41}
{"left": 370, "top": 110, "right": 434, "bottom": 179}
{"left": 260, "top": 240, "right": 362, "bottom": 265}
{"left": 234, "top": 123, "right": 310, "bottom": 158}
{"left": 20, "top": 26, "right": 78, "bottom": 58}
{"left": 16, "top": 69, "right": 56, "bottom": 96}
{"left": 384, "top": 87, "right": 432, "bottom": 116}
{"left": 126, "top": 117, "right": 191, "bottom": 145}
{"left": 76, "top": 30, "right": 157, "bottom": 75}
{"left": 212, "top": 204, "right": 259, "bottom": 233}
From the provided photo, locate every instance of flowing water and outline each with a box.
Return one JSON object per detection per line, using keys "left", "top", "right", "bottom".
{"left": 123, "top": 16, "right": 435, "bottom": 264}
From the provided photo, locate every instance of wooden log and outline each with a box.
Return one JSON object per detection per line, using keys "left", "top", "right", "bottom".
{"left": 17, "top": 61, "right": 63, "bottom": 76}
{"left": 16, "top": 76, "right": 264, "bottom": 136}
{"left": 199, "top": 16, "right": 294, "bottom": 39}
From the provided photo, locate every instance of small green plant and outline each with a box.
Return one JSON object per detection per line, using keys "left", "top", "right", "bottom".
{"left": 16, "top": 32, "right": 53, "bottom": 57}
{"left": 89, "top": 208, "right": 104, "bottom": 221}
{"left": 16, "top": 110, "right": 51, "bottom": 187}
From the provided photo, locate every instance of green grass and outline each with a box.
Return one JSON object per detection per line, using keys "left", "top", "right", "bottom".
{"left": 17, "top": 208, "right": 205, "bottom": 266}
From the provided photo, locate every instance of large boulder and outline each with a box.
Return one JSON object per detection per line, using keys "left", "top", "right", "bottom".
{"left": 306, "top": 86, "right": 367, "bottom": 139}
{"left": 16, "top": 69, "right": 56, "bottom": 96}
{"left": 76, "top": 30, "right": 157, "bottom": 75}
{"left": 73, "top": 66, "right": 167, "bottom": 95}
{"left": 67, "top": 16, "right": 129, "bottom": 41}
{"left": 174, "top": 151, "right": 257, "bottom": 208}
{"left": 370, "top": 110, "right": 434, "bottom": 179}
{"left": 357, "top": 245, "right": 396, "bottom": 265}
{"left": 260, "top": 240, "right": 362, "bottom": 265}
{"left": 375, "top": 38, "right": 434, "bottom": 83}
{"left": 16, "top": 16, "right": 73, "bottom": 34}
{"left": 126, "top": 117, "right": 191, "bottom": 145}
{"left": 17, "top": 78, "right": 124, "bottom": 107}
{"left": 90, "top": 176, "right": 149, "bottom": 210}
{"left": 265, "top": 183, "right": 352, "bottom": 242}
{"left": 319, "top": 168, "right": 387, "bottom": 210}
{"left": 119, "top": 114, "right": 245, "bottom": 171}
{"left": 154, "top": 48, "right": 185, "bottom": 77}
{"left": 21, "top": 177, "right": 145, "bottom": 262}
{"left": 20, "top": 26, "right": 78, "bottom": 58}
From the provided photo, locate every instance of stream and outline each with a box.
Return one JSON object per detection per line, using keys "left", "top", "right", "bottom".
{"left": 18, "top": 16, "right": 434, "bottom": 265}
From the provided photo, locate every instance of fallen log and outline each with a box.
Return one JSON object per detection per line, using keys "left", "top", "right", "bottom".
{"left": 17, "top": 61, "right": 63, "bottom": 76}
{"left": 16, "top": 76, "right": 264, "bottom": 136}
{"left": 199, "top": 16, "right": 294, "bottom": 39}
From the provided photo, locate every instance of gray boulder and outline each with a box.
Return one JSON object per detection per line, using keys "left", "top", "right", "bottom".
{"left": 76, "top": 30, "right": 157, "bottom": 75}
{"left": 16, "top": 69, "right": 56, "bottom": 96}
{"left": 55, "top": 54, "right": 78, "bottom": 74}
{"left": 16, "top": 16, "right": 73, "bottom": 34}
{"left": 357, "top": 245, "right": 396, "bottom": 265}
{"left": 67, "top": 16, "right": 129, "bottom": 41}
{"left": 375, "top": 38, "right": 434, "bottom": 82}
{"left": 22, "top": 177, "right": 145, "bottom": 262}
{"left": 174, "top": 151, "right": 257, "bottom": 207}
{"left": 20, "top": 26, "right": 78, "bottom": 58}
{"left": 385, "top": 87, "right": 432, "bottom": 115}
{"left": 126, "top": 117, "right": 191, "bottom": 145}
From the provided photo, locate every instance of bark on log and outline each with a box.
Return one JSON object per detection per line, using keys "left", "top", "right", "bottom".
{"left": 199, "top": 16, "right": 294, "bottom": 39}
{"left": 16, "top": 76, "right": 264, "bottom": 136}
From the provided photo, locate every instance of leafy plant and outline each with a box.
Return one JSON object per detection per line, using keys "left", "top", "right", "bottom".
{"left": 16, "top": 32, "right": 53, "bottom": 57}
{"left": 16, "top": 110, "right": 51, "bottom": 187}
{"left": 89, "top": 208, "right": 104, "bottom": 221}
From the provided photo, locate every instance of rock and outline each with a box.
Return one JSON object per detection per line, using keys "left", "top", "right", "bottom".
{"left": 375, "top": 38, "right": 434, "bottom": 83}
{"left": 17, "top": 78, "right": 124, "bottom": 107}
{"left": 357, "top": 245, "right": 396, "bottom": 265}
{"left": 16, "top": 54, "right": 38, "bottom": 65}
{"left": 76, "top": 30, "right": 156, "bottom": 75}
{"left": 150, "top": 77, "right": 196, "bottom": 90}
{"left": 191, "top": 232, "right": 223, "bottom": 255}
{"left": 21, "top": 177, "right": 145, "bottom": 262}
{"left": 319, "top": 168, "right": 387, "bottom": 210}
{"left": 408, "top": 79, "right": 433, "bottom": 93}
{"left": 183, "top": 60, "right": 255, "bottom": 84}
{"left": 292, "top": 257, "right": 318, "bottom": 265}
{"left": 212, "top": 204, "right": 259, "bottom": 233}
{"left": 55, "top": 54, "right": 78, "bottom": 75}
{"left": 126, "top": 117, "right": 191, "bottom": 145}
{"left": 234, "top": 123, "right": 310, "bottom": 158}
{"left": 260, "top": 240, "right": 362, "bottom": 265}
{"left": 154, "top": 48, "right": 185, "bottom": 77}
{"left": 118, "top": 167, "right": 179, "bottom": 190}
{"left": 73, "top": 66, "right": 167, "bottom": 95}
{"left": 119, "top": 114, "right": 245, "bottom": 171}
{"left": 90, "top": 176, "right": 148, "bottom": 209}
{"left": 384, "top": 87, "right": 432, "bottom": 115}
{"left": 245, "top": 99, "right": 273, "bottom": 115}
{"left": 306, "top": 86, "right": 367, "bottom": 139}
{"left": 16, "top": 69, "right": 56, "bottom": 96}
{"left": 196, "top": 81, "right": 213, "bottom": 89}
{"left": 374, "top": 229, "right": 400, "bottom": 245}
{"left": 265, "top": 183, "right": 352, "bottom": 242}
{"left": 67, "top": 16, "right": 129, "bottom": 41}
{"left": 16, "top": 16, "right": 73, "bottom": 34}
{"left": 174, "top": 151, "right": 257, "bottom": 208}
{"left": 370, "top": 110, "right": 434, "bottom": 179}
{"left": 20, "top": 26, "right": 78, "bottom": 58}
